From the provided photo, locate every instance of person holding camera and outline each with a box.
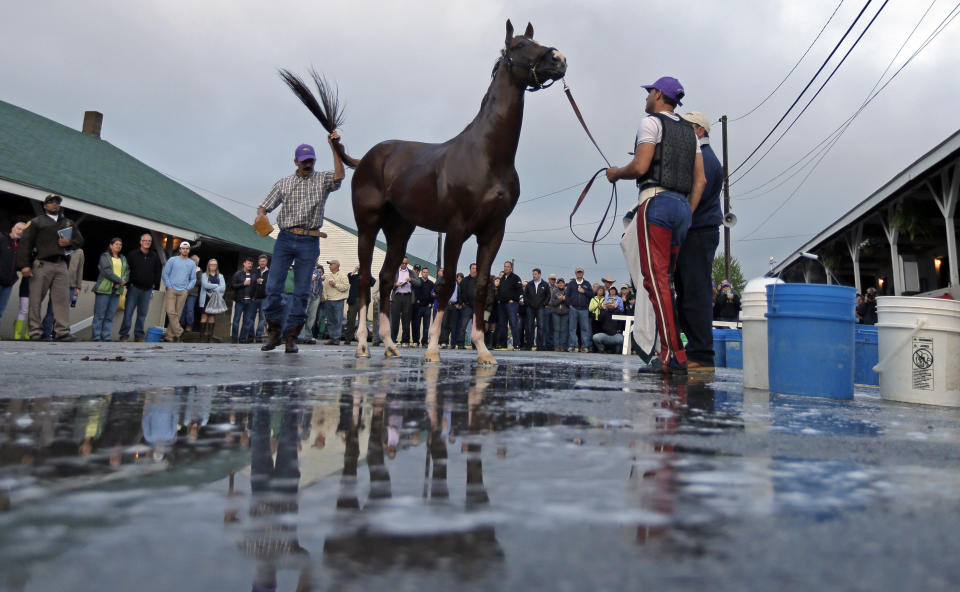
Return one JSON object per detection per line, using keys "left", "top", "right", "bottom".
{"left": 713, "top": 280, "right": 741, "bottom": 321}
{"left": 857, "top": 287, "right": 878, "bottom": 325}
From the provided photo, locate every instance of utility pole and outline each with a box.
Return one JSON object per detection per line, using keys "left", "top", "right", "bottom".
{"left": 721, "top": 115, "right": 732, "bottom": 280}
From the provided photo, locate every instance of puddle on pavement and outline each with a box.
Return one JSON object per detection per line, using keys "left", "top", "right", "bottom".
{"left": 2, "top": 359, "right": 959, "bottom": 590}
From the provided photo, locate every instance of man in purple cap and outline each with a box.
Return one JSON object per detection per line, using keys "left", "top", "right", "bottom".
{"left": 606, "top": 76, "right": 706, "bottom": 374}
{"left": 255, "top": 131, "right": 345, "bottom": 353}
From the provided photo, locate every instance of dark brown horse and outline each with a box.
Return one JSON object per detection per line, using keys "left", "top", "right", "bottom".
{"left": 284, "top": 20, "right": 566, "bottom": 364}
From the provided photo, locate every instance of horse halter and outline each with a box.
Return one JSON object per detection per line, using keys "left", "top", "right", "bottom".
{"left": 500, "top": 45, "right": 561, "bottom": 91}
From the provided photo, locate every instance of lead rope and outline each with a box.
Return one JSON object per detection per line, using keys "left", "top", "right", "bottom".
{"left": 563, "top": 79, "right": 618, "bottom": 264}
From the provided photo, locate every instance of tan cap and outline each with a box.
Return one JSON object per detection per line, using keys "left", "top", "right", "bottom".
{"left": 575, "top": 266, "right": 584, "bottom": 273}
{"left": 680, "top": 111, "right": 710, "bottom": 134}
{"left": 548, "top": 273, "right": 557, "bottom": 279}
{"left": 326, "top": 259, "right": 340, "bottom": 266}
{"left": 602, "top": 275, "right": 615, "bottom": 283}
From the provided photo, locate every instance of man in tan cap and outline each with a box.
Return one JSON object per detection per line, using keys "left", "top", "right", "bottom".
{"left": 676, "top": 110, "right": 723, "bottom": 370}
{"left": 321, "top": 259, "right": 349, "bottom": 344}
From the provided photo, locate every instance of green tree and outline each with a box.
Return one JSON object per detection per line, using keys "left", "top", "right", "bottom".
{"left": 712, "top": 256, "right": 746, "bottom": 294}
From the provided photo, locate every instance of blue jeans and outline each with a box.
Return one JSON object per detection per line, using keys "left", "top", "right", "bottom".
{"left": 263, "top": 231, "right": 320, "bottom": 327}
{"left": 180, "top": 294, "right": 197, "bottom": 328}
{"left": 233, "top": 299, "right": 256, "bottom": 341}
{"left": 552, "top": 312, "right": 569, "bottom": 350}
{"left": 324, "top": 299, "right": 345, "bottom": 340}
{"left": 119, "top": 285, "right": 153, "bottom": 340}
{"left": 456, "top": 305, "right": 473, "bottom": 347}
{"left": 645, "top": 191, "right": 692, "bottom": 246}
{"left": 543, "top": 311, "right": 554, "bottom": 348}
{"left": 569, "top": 307, "right": 592, "bottom": 349}
{"left": 413, "top": 304, "right": 431, "bottom": 345}
{"left": 495, "top": 301, "right": 520, "bottom": 347}
{"left": 253, "top": 298, "right": 266, "bottom": 338}
{"left": 0, "top": 284, "right": 13, "bottom": 327}
{"left": 525, "top": 307, "right": 549, "bottom": 348}
{"left": 592, "top": 332, "right": 623, "bottom": 353}
{"left": 92, "top": 293, "right": 121, "bottom": 341}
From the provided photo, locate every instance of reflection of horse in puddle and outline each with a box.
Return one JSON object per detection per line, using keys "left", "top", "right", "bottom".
{"left": 323, "top": 366, "right": 503, "bottom": 573}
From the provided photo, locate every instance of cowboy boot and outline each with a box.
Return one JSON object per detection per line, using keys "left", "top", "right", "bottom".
{"left": 209, "top": 321, "right": 221, "bottom": 343}
{"left": 261, "top": 321, "right": 283, "bottom": 351}
{"left": 284, "top": 324, "right": 303, "bottom": 354}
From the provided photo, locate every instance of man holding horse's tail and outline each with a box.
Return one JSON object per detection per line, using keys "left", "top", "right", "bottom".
{"left": 255, "top": 132, "right": 346, "bottom": 353}
{"left": 605, "top": 76, "right": 706, "bottom": 375}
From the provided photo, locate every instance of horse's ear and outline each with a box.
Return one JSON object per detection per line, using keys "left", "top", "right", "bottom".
{"left": 524, "top": 22, "right": 534, "bottom": 39}
{"left": 505, "top": 19, "right": 514, "bottom": 46}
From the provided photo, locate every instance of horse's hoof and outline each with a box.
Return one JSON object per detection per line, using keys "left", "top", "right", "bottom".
{"left": 355, "top": 346, "right": 370, "bottom": 358}
{"left": 424, "top": 350, "right": 440, "bottom": 363}
{"left": 477, "top": 354, "right": 498, "bottom": 366}
{"left": 385, "top": 346, "right": 401, "bottom": 358}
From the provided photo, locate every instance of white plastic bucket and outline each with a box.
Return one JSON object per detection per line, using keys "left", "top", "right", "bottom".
{"left": 876, "top": 296, "right": 960, "bottom": 407}
{"left": 740, "top": 277, "right": 781, "bottom": 390}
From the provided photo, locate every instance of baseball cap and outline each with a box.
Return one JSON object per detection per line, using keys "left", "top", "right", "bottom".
{"left": 179, "top": 241, "right": 190, "bottom": 249}
{"left": 295, "top": 144, "right": 317, "bottom": 162}
{"left": 548, "top": 273, "right": 557, "bottom": 279}
{"left": 620, "top": 283, "right": 629, "bottom": 289}
{"left": 44, "top": 194, "right": 63, "bottom": 204}
{"left": 641, "top": 76, "right": 685, "bottom": 106}
{"left": 680, "top": 111, "right": 710, "bottom": 134}
{"left": 575, "top": 266, "right": 584, "bottom": 272}
{"left": 326, "top": 259, "right": 339, "bottom": 266}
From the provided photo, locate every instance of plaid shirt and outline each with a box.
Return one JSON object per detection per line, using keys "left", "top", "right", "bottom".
{"left": 260, "top": 170, "right": 341, "bottom": 230}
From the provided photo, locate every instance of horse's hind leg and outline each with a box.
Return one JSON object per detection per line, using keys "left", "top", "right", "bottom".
{"left": 425, "top": 235, "right": 465, "bottom": 363}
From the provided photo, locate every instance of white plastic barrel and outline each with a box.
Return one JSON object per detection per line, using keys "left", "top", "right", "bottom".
{"left": 876, "top": 296, "right": 960, "bottom": 407}
{"left": 740, "top": 277, "right": 783, "bottom": 390}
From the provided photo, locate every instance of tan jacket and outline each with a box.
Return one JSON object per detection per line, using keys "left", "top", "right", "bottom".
{"left": 322, "top": 269, "right": 349, "bottom": 302}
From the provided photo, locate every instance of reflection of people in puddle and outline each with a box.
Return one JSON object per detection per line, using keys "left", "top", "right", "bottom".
{"left": 142, "top": 390, "right": 180, "bottom": 462}
{"left": 238, "top": 388, "right": 311, "bottom": 591}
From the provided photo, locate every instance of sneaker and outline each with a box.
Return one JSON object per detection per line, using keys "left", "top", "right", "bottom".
{"left": 135, "top": 338, "right": 146, "bottom": 343}
{"left": 120, "top": 337, "right": 129, "bottom": 342}
{"left": 637, "top": 358, "right": 664, "bottom": 374}
{"left": 324, "top": 339, "right": 340, "bottom": 345}
{"left": 54, "top": 334, "right": 76, "bottom": 342}
{"left": 567, "top": 347, "right": 576, "bottom": 353}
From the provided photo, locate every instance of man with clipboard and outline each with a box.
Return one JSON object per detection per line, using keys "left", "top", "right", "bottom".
{"left": 17, "top": 194, "right": 84, "bottom": 341}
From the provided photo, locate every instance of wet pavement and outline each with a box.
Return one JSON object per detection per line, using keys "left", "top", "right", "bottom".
{"left": 2, "top": 341, "right": 960, "bottom": 591}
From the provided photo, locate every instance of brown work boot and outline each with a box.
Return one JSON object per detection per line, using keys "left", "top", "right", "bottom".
{"left": 284, "top": 325, "right": 302, "bottom": 353}
{"left": 261, "top": 321, "right": 283, "bottom": 351}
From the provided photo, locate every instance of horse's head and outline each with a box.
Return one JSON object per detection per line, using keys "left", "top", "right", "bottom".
{"left": 500, "top": 20, "right": 567, "bottom": 91}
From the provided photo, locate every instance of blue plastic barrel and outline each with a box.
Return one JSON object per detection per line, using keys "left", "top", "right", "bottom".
{"left": 765, "top": 284, "right": 856, "bottom": 399}
{"left": 725, "top": 329, "right": 743, "bottom": 369}
{"left": 712, "top": 328, "right": 727, "bottom": 367}
{"left": 146, "top": 327, "right": 165, "bottom": 342}
{"left": 854, "top": 325, "right": 879, "bottom": 386}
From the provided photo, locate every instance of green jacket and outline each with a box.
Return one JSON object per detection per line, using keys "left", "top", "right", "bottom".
{"left": 94, "top": 252, "right": 129, "bottom": 295}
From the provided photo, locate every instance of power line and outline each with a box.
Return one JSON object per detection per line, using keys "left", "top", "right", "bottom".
{"left": 730, "top": 0, "right": 875, "bottom": 177}
{"left": 734, "top": 0, "right": 938, "bottom": 202}
{"left": 161, "top": 171, "right": 259, "bottom": 210}
{"left": 730, "top": 0, "right": 846, "bottom": 122}
{"left": 517, "top": 180, "right": 588, "bottom": 204}
{"left": 738, "top": 0, "right": 960, "bottom": 240}
{"left": 731, "top": 0, "right": 891, "bottom": 186}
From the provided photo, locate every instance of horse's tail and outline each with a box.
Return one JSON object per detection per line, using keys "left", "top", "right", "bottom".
{"left": 278, "top": 68, "right": 360, "bottom": 168}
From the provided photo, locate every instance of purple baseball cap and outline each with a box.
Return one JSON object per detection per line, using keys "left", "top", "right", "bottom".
{"left": 641, "top": 76, "right": 685, "bottom": 106}
{"left": 294, "top": 143, "right": 317, "bottom": 162}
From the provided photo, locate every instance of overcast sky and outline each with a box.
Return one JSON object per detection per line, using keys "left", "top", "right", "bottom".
{"left": 3, "top": 0, "right": 959, "bottom": 281}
